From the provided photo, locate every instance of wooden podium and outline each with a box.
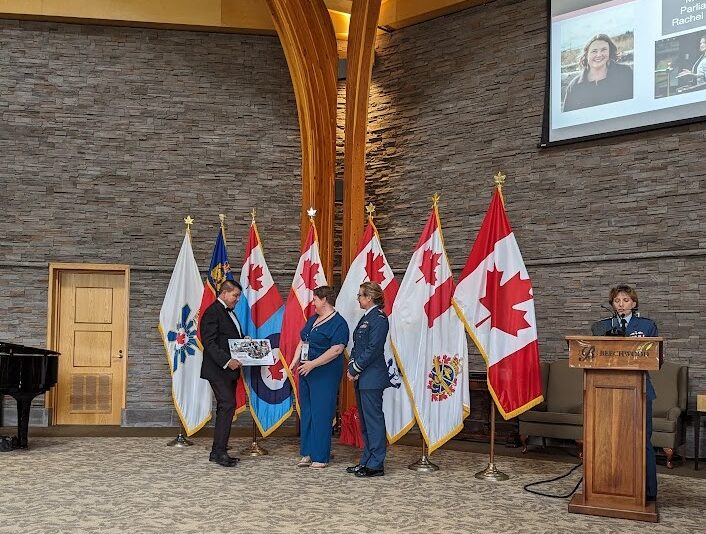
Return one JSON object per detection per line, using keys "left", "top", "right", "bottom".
{"left": 566, "top": 335, "right": 663, "bottom": 523}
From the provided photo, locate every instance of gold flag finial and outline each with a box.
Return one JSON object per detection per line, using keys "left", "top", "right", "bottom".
{"left": 307, "top": 207, "right": 317, "bottom": 221}
{"left": 494, "top": 171, "right": 506, "bottom": 188}
{"left": 250, "top": 208, "right": 256, "bottom": 224}
{"left": 365, "top": 202, "right": 376, "bottom": 220}
{"left": 184, "top": 215, "right": 194, "bottom": 230}
{"left": 431, "top": 193, "right": 440, "bottom": 207}
{"left": 218, "top": 213, "right": 227, "bottom": 244}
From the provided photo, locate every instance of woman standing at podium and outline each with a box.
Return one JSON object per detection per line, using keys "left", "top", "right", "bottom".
{"left": 591, "top": 284, "right": 658, "bottom": 500}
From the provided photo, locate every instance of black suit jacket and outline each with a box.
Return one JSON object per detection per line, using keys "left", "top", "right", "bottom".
{"left": 199, "top": 300, "right": 242, "bottom": 383}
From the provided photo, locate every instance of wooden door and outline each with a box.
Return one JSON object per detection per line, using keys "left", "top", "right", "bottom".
{"left": 55, "top": 271, "right": 127, "bottom": 425}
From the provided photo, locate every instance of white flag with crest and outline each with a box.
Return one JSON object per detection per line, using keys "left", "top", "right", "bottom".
{"left": 159, "top": 229, "right": 213, "bottom": 435}
{"left": 390, "top": 201, "right": 469, "bottom": 454}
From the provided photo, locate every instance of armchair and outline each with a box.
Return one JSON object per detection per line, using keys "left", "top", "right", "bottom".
{"left": 518, "top": 359, "right": 584, "bottom": 456}
{"left": 649, "top": 361, "right": 688, "bottom": 468}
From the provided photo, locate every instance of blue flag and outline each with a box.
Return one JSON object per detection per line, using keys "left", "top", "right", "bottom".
{"left": 235, "top": 222, "right": 293, "bottom": 436}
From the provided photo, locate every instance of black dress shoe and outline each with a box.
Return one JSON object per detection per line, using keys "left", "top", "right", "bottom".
{"left": 209, "top": 452, "right": 239, "bottom": 467}
{"left": 355, "top": 466, "right": 384, "bottom": 477}
{"left": 346, "top": 464, "right": 364, "bottom": 474}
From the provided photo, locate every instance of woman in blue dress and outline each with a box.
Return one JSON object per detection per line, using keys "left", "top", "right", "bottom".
{"left": 290, "top": 286, "right": 349, "bottom": 469}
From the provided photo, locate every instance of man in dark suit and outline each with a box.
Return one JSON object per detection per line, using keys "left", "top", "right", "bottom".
{"left": 200, "top": 280, "right": 243, "bottom": 467}
{"left": 346, "top": 281, "right": 391, "bottom": 478}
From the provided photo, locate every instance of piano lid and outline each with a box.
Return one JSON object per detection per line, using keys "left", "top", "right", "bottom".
{"left": 0, "top": 341, "right": 60, "bottom": 356}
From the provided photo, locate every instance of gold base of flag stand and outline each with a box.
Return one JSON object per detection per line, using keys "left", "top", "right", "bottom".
{"left": 408, "top": 437, "right": 439, "bottom": 472}
{"left": 474, "top": 403, "right": 509, "bottom": 481}
{"left": 242, "top": 420, "right": 268, "bottom": 456}
{"left": 167, "top": 426, "right": 194, "bottom": 448}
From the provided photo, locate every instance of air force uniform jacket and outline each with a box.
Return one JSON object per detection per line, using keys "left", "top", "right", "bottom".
{"left": 591, "top": 315, "right": 658, "bottom": 338}
{"left": 348, "top": 306, "right": 391, "bottom": 390}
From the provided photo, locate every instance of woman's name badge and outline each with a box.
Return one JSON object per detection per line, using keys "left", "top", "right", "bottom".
{"left": 301, "top": 341, "right": 310, "bottom": 362}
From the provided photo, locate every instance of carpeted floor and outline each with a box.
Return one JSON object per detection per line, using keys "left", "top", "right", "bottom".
{"left": 0, "top": 437, "right": 704, "bottom": 534}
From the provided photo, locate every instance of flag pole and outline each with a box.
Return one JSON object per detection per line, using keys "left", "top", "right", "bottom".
{"left": 409, "top": 194, "right": 442, "bottom": 473}
{"left": 242, "top": 418, "right": 268, "bottom": 456}
{"left": 474, "top": 176, "right": 509, "bottom": 481}
{"left": 408, "top": 435, "right": 439, "bottom": 472}
{"left": 474, "top": 401, "right": 509, "bottom": 480}
{"left": 219, "top": 213, "right": 227, "bottom": 243}
{"left": 167, "top": 424, "right": 194, "bottom": 447}
{"left": 166, "top": 216, "right": 199, "bottom": 449}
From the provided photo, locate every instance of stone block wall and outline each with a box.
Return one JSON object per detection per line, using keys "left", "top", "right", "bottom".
{"left": 0, "top": 20, "right": 301, "bottom": 427}
{"left": 365, "top": 0, "right": 706, "bottom": 455}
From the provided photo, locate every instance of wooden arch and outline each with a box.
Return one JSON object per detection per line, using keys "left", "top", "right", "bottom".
{"left": 265, "top": 0, "right": 338, "bottom": 279}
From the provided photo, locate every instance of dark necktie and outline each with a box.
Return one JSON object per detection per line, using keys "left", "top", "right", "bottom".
{"left": 620, "top": 318, "right": 627, "bottom": 332}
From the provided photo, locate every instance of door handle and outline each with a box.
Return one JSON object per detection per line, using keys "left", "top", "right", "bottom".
{"left": 117, "top": 350, "right": 124, "bottom": 359}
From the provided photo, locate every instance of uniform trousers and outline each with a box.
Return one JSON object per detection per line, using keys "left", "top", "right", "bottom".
{"left": 355, "top": 387, "right": 387, "bottom": 470}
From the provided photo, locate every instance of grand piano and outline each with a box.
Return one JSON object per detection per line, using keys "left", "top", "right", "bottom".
{"left": 0, "top": 342, "right": 60, "bottom": 451}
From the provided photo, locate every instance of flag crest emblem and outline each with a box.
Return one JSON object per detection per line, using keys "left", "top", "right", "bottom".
{"left": 426, "top": 354, "right": 461, "bottom": 402}
{"left": 167, "top": 304, "right": 199, "bottom": 371}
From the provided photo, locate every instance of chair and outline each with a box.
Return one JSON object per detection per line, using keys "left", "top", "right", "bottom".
{"left": 649, "top": 361, "right": 688, "bottom": 468}
{"left": 518, "top": 359, "right": 584, "bottom": 456}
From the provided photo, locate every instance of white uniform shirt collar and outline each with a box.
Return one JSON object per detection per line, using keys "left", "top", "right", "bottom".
{"left": 363, "top": 304, "right": 378, "bottom": 317}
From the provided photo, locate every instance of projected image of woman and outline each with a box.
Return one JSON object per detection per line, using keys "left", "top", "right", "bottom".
{"left": 562, "top": 34, "right": 633, "bottom": 112}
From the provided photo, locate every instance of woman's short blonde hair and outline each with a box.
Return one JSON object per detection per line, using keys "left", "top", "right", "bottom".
{"left": 359, "top": 281, "right": 384, "bottom": 308}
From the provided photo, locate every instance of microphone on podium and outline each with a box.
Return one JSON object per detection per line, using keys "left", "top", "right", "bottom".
{"left": 597, "top": 304, "right": 623, "bottom": 336}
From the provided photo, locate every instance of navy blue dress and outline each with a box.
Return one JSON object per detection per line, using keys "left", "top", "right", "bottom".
{"left": 299, "top": 312, "right": 349, "bottom": 463}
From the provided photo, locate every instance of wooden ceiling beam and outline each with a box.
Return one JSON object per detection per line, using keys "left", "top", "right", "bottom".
{"left": 265, "top": 0, "right": 338, "bottom": 280}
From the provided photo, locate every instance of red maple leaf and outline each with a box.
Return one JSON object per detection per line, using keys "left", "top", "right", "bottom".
{"left": 417, "top": 248, "right": 441, "bottom": 285}
{"left": 366, "top": 250, "right": 386, "bottom": 284}
{"left": 248, "top": 264, "right": 264, "bottom": 291}
{"left": 476, "top": 268, "right": 533, "bottom": 336}
{"left": 300, "top": 258, "right": 320, "bottom": 291}
{"left": 268, "top": 360, "right": 284, "bottom": 381}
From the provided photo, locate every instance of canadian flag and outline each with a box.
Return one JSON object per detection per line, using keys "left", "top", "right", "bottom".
{"left": 279, "top": 220, "right": 328, "bottom": 412}
{"left": 336, "top": 220, "right": 415, "bottom": 443}
{"left": 390, "top": 203, "right": 469, "bottom": 454}
{"left": 453, "top": 188, "right": 543, "bottom": 419}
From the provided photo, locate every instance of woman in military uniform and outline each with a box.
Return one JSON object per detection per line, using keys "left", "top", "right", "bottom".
{"left": 591, "top": 284, "right": 658, "bottom": 500}
{"left": 346, "top": 281, "right": 391, "bottom": 478}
